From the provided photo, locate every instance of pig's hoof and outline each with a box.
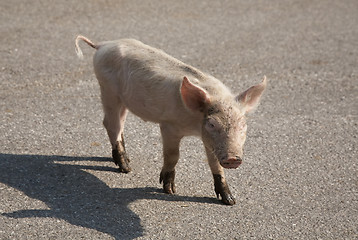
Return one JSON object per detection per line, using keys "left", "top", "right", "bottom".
{"left": 213, "top": 174, "right": 236, "bottom": 205}
{"left": 159, "top": 170, "right": 176, "bottom": 194}
{"left": 216, "top": 189, "right": 236, "bottom": 205}
{"left": 218, "top": 192, "right": 236, "bottom": 205}
{"left": 118, "top": 165, "right": 131, "bottom": 173}
{"left": 112, "top": 150, "right": 131, "bottom": 173}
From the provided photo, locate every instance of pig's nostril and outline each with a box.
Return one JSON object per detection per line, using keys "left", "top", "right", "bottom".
{"left": 221, "top": 157, "right": 242, "bottom": 169}
{"left": 227, "top": 157, "right": 241, "bottom": 163}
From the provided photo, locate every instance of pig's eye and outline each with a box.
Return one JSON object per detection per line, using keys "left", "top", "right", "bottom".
{"left": 205, "top": 118, "right": 218, "bottom": 131}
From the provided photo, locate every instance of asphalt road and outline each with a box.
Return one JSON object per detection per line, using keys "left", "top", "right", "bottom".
{"left": 1, "top": 0, "right": 357, "bottom": 239}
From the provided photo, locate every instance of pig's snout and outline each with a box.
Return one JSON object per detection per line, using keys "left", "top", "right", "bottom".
{"left": 220, "top": 156, "right": 242, "bottom": 169}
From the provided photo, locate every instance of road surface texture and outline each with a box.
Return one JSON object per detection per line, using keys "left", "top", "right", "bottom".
{"left": 1, "top": 0, "right": 357, "bottom": 239}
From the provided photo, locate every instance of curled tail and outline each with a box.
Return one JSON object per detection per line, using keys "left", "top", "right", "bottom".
{"left": 75, "top": 35, "right": 98, "bottom": 59}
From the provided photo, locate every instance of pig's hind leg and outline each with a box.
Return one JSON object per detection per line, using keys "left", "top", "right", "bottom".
{"left": 101, "top": 92, "right": 131, "bottom": 173}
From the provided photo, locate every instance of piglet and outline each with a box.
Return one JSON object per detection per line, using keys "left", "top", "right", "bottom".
{"left": 75, "top": 35, "right": 267, "bottom": 205}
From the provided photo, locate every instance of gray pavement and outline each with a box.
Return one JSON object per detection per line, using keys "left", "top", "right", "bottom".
{"left": 1, "top": 0, "right": 357, "bottom": 239}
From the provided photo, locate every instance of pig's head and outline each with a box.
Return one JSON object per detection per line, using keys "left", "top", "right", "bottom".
{"left": 181, "top": 76, "right": 267, "bottom": 169}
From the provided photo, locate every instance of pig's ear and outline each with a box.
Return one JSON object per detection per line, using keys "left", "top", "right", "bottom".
{"left": 181, "top": 76, "right": 210, "bottom": 112}
{"left": 236, "top": 76, "right": 267, "bottom": 114}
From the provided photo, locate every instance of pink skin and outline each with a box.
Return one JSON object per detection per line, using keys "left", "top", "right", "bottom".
{"left": 75, "top": 35, "right": 267, "bottom": 205}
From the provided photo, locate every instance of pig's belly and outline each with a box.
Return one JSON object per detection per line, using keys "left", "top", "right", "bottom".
{"left": 120, "top": 92, "right": 177, "bottom": 123}
{"left": 120, "top": 90, "right": 202, "bottom": 137}
{"left": 118, "top": 77, "right": 182, "bottom": 123}
{"left": 124, "top": 101, "right": 164, "bottom": 122}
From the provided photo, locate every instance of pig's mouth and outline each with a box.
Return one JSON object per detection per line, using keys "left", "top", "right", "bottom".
{"left": 220, "top": 157, "right": 242, "bottom": 169}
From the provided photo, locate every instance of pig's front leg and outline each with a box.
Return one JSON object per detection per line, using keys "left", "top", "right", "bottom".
{"left": 213, "top": 174, "right": 235, "bottom": 205}
{"left": 205, "top": 147, "right": 236, "bottom": 205}
{"left": 159, "top": 124, "right": 182, "bottom": 194}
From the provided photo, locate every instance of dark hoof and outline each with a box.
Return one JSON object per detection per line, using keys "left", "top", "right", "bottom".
{"left": 219, "top": 192, "right": 236, "bottom": 205}
{"left": 159, "top": 170, "right": 176, "bottom": 194}
{"left": 112, "top": 149, "right": 131, "bottom": 173}
{"left": 213, "top": 174, "right": 236, "bottom": 205}
{"left": 118, "top": 165, "right": 131, "bottom": 173}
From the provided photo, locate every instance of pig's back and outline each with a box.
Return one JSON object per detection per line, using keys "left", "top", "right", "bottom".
{"left": 93, "top": 39, "right": 231, "bottom": 125}
{"left": 116, "top": 39, "right": 206, "bottom": 82}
